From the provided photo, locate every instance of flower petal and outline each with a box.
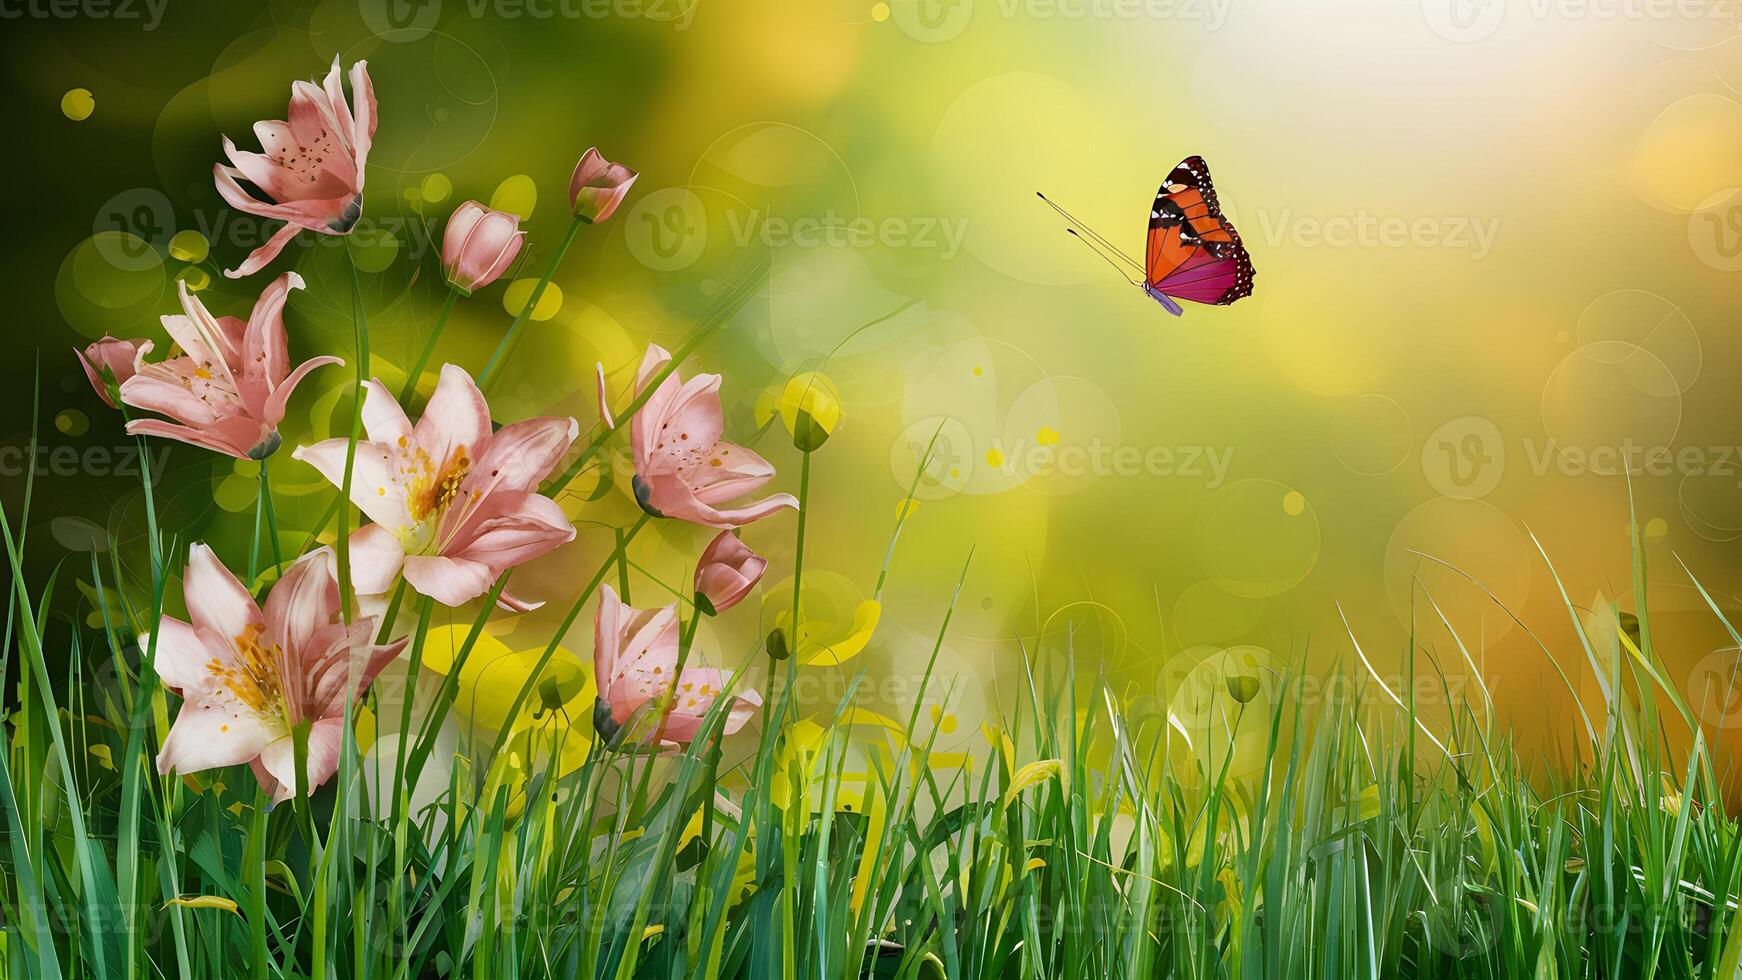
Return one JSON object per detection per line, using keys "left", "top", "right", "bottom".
{"left": 155, "top": 699, "right": 281, "bottom": 777}
{"left": 413, "top": 365, "right": 492, "bottom": 477}
{"left": 469, "top": 416, "right": 578, "bottom": 496}
{"left": 139, "top": 615, "right": 204, "bottom": 695}
{"left": 290, "top": 437, "right": 415, "bottom": 530}
{"left": 262, "top": 548, "right": 339, "bottom": 659}
{"left": 262, "top": 355, "right": 343, "bottom": 428}
{"left": 241, "top": 271, "right": 304, "bottom": 404}
{"left": 256, "top": 717, "right": 346, "bottom": 803}
{"left": 224, "top": 221, "right": 304, "bottom": 280}
{"left": 402, "top": 554, "right": 499, "bottom": 607}
{"left": 347, "top": 523, "right": 406, "bottom": 597}
{"left": 184, "top": 543, "right": 263, "bottom": 642}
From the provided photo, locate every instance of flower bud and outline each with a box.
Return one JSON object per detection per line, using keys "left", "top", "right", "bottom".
{"left": 779, "top": 372, "right": 841, "bottom": 452}
{"left": 568, "top": 147, "right": 638, "bottom": 224}
{"left": 442, "top": 201, "right": 525, "bottom": 294}
{"left": 766, "top": 627, "right": 791, "bottom": 662}
{"left": 694, "top": 530, "right": 766, "bottom": 615}
{"left": 77, "top": 337, "right": 149, "bottom": 409}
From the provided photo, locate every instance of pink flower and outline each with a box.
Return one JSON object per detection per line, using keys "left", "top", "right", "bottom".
{"left": 442, "top": 201, "right": 524, "bottom": 294}
{"left": 120, "top": 273, "right": 341, "bottom": 460}
{"left": 694, "top": 530, "right": 765, "bottom": 614}
{"left": 151, "top": 544, "right": 406, "bottom": 803}
{"left": 591, "top": 584, "right": 759, "bottom": 744}
{"left": 568, "top": 147, "right": 637, "bottom": 224}
{"left": 77, "top": 336, "right": 151, "bottom": 408}
{"left": 292, "top": 364, "right": 578, "bottom": 610}
{"left": 598, "top": 345, "right": 798, "bottom": 529}
{"left": 214, "top": 57, "right": 377, "bottom": 278}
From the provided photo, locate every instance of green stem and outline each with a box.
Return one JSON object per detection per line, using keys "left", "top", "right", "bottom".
{"left": 375, "top": 578, "right": 408, "bottom": 645}
{"left": 259, "top": 456, "right": 283, "bottom": 572}
{"left": 291, "top": 719, "right": 318, "bottom": 851}
{"left": 247, "top": 464, "right": 266, "bottom": 585}
{"left": 778, "top": 449, "right": 810, "bottom": 980}
{"left": 336, "top": 244, "right": 372, "bottom": 623}
{"left": 398, "top": 287, "right": 461, "bottom": 406}
{"left": 478, "top": 213, "right": 585, "bottom": 392}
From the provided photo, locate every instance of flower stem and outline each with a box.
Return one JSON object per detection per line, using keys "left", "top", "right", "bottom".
{"left": 478, "top": 213, "right": 585, "bottom": 393}
{"left": 778, "top": 448, "right": 810, "bottom": 980}
{"left": 398, "top": 286, "right": 461, "bottom": 407}
{"left": 247, "top": 466, "right": 266, "bottom": 585}
{"left": 259, "top": 456, "right": 283, "bottom": 572}
{"left": 336, "top": 244, "right": 372, "bottom": 623}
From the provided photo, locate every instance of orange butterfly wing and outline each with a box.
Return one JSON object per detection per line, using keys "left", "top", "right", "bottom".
{"left": 1145, "top": 156, "right": 1256, "bottom": 306}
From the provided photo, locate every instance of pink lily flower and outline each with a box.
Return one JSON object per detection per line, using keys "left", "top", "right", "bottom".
{"left": 442, "top": 200, "right": 524, "bottom": 294}
{"left": 591, "top": 584, "right": 760, "bottom": 744}
{"left": 77, "top": 336, "right": 151, "bottom": 408}
{"left": 292, "top": 364, "right": 578, "bottom": 610}
{"left": 214, "top": 57, "right": 377, "bottom": 278}
{"left": 151, "top": 544, "right": 406, "bottom": 803}
{"left": 568, "top": 147, "right": 637, "bottom": 224}
{"left": 694, "top": 530, "right": 765, "bottom": 614}
{"left": 597, "top": 345, "right": 798, "bottom": 529}
{"left": 119, "top": 272, "right": 341, "bottom": 460}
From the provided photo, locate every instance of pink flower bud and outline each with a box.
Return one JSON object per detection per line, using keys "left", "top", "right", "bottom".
{"left": 568, "top": 147, "right": 638, "bottom": 224}
{"left": 442, "top": 201, "right": 525, "bottom": 294}
{"left": 694, "top": 530, "right": 767, "bottom": 614}
{"left": 78, "top": 336, "right": 150, "bottom": 408}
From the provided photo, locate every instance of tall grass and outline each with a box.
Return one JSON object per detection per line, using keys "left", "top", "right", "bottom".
{"left": 4, "top": 421, "right": 1742, "bottom": 980}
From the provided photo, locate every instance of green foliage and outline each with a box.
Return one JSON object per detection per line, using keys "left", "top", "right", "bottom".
{"left": 4, "top": 428, "right": 1742, "bottom": 978}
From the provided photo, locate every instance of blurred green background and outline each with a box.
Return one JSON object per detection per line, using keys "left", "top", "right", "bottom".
{"left": 8, "top": 0, "right": 1742, "bottom": 777}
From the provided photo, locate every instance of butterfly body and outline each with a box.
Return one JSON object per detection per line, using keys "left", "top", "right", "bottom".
{"left": 1142, "top": 282, "right": 1186, "bottom": 316}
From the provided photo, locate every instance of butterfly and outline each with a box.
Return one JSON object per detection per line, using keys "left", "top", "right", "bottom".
{"left": 1040, "top": 155, "right": 1256, "bottom": 316}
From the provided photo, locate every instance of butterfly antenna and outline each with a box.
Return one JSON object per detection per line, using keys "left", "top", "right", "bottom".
{"left": 1036, "top": 192, "right": 1144, "bottom": 274}
{"left": 1065, "top": 228, "right": 1141, "bottom": 284}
